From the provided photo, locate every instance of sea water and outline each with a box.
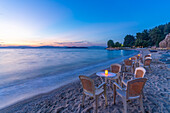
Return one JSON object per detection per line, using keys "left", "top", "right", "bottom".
{"left": 0, "top": 48, "right": 138, "bottom": 109}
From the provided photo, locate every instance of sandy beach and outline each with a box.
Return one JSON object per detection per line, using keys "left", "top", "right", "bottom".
{"left": 0, "top": 49, "right": 169, "bottom": 113}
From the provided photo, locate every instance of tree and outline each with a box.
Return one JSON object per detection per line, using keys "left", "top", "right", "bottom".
{"left": 123, "top": 35, "right": 135, "bottom": 47}
{"left": 107, "top": 40, "right": 114, "bottom": 48}
{"left": 135, "top": 30, "right": 151, "bottom": 47}
{"left": 164, "top": 22, "right": 170, "bottom": 35}
{"left": 115, "top": 42, "right": 121, "bottom": 47}
{"left": 121, "top": 22, "right": 170, "bottom": 48}
{"left": 135, "top": 39, "right": 143, "bottom": 47}
{"left": 149, "top": 27, "right": 165, "bottom": 47}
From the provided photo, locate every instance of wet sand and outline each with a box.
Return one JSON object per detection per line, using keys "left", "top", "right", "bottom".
{"left": 0, "top": 49, "right": 169, "bottom": 113}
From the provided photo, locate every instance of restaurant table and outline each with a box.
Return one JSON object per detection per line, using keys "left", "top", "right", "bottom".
{"left": 96, "top": 72, "right": 117, "bottom": 88}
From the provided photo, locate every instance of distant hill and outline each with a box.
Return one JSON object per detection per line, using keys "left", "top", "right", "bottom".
{"left": 0, "top": 46, "right": 62, "bottom": 49}
{"left": 0, "top": 46, "right": 106, "bottom": 49}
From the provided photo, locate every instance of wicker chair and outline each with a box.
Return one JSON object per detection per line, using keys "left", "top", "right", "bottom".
{"left": 131, "top": 56, "right": 137, "bottom": 63}
{"left": 145, "top": 56, "right": 152, "bottom": 60}
{"left": 131, "top": 56, "right": 138, "bottom": 69}
{"left": 109, "top": 64, "right": 122, "bottom": 84}
{"left": 140, "top": 57, "right": 152, "bottom": 72}
{"left": 135, "top": 55, "right": 142, "bottom": 67}
{"left": 122, "top": 67, "right": 146, "bottom": 86}
{"left": 124, "top": 59, "right": 133, "bottom": 73}
{"left": 113, "top": 78, "right": 147, "bottom": 113}
{"left": 123, "top": 59, "right": 133, "bottom": 81}
{"left": 135, "top": 55, "right": 140, "bottom": 60}
{"left": 148, "top": 54, "right": 151, "bottom": 57}
{"left": 79, "top": 75, "right": 107, "bottom": 113}
{"left": 144, "top": 54, "right": 151, "bottom": 58}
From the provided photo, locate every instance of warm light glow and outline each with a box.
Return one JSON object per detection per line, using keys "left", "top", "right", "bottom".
{"left": 129, "top": 58, "right": 131, "bottom": 60}
{"left": 105, "top": 70, "right": 108, "bottom": 75}
{"left": 138, "top": 54, "right": 140, "bottom": 56}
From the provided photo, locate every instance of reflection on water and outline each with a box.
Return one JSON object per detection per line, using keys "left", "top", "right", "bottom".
{"left": 0, "top": 48, "right": 138, "bottom": 109}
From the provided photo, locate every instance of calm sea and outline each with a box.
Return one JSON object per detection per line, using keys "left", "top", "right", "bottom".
{"left": 0, "top": 48, "right": 138, "bottom": 109}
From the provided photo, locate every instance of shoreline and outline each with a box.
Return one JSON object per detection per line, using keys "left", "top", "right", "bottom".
{"left": 1, "top": 49, "right": 169, "bottom": 112}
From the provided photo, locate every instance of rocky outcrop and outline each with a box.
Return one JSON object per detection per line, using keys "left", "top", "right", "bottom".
{"left": 159, "top": 33, "right": 170, "bottom": 48}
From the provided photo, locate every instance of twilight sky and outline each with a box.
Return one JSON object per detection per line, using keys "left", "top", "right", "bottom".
{"left": 0, "top": 0, "right": 170, "bottom": 47}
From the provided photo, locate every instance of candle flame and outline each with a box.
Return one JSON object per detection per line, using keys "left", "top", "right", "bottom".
{"left": 105, "top": 70, "right": 108, "bottom": 76}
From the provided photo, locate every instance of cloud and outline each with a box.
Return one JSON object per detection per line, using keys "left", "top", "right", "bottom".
{"left": 53, "top": 42, "right": 64, "bottom": 44}
{"left": 39, "top": 42, "right": 44, "bottom": 45}
{"left": 74, "top": 41, "right": 89, "bottom": 43}
{"left": 52, "top": 41, "right": 93, "bottom": 46}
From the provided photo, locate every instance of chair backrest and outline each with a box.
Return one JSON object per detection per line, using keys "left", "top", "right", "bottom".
{"left": 79, "top": 75, "right": 95, "bottom": 95}
{"left": 145, "top": 57, "right": 152, "bottom": 60}
{"left": 124, "top": 59, "right": 132, "bottom": 66}
{"left": 144, "top": 54, "right": 151, "bottom": 58}
{"left": 135, "top": 55, "right": 140, "bottom": 60}
{"left": 144, "top": 58, "right": 152, "bottom": 66}
{"left": 134, "top": 67, "right": 146, "bottom": 78}
{"left": 140, "top": 57, "right": 143, "bottom": 63}
{"left": 139, "top": 54, "right": 142, "bottom": 57}
{"left": 110, "top": 64, "right": 121, "bottom": 74}
{"left": 126, "top": 78, "right": 147, "bottom": 99}
{"left": 131, "top": 57, "right": 137, "bottom": 63}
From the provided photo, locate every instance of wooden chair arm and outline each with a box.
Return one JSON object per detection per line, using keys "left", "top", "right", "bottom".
{"left": 122, "top": 73, "right": 134, "bottom": 80}
{"left": 113, "top": 82, "right": 123, "bottom": 90}
{"left": 122, "top": 79, "right": 128, "bottom": 86}
{"left": 97, "top": 82, "right": 106, "bottom": 89}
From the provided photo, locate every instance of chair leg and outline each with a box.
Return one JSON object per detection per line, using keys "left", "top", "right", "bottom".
{"left": 113, "top": 84, "right": 116, "bottom": 104}
{"left": 123, "top": 99, "right": 127, "bottom": 113}
{"left": 121, "top": 73, "right": 125, "bottom": 87}
{"left": 104, "top": 84, "right": 108, "bottom": 106}
{"left": 123, "top": 73, "right": 125, "bottom": 80}
{"left": 82, "top": 93, "right": 85, "bottom": 107}
{"left": 149, "top": 65, "right": 151, "bottom": 73}
{"left": 95, "top": 95, "right": 98, "bottom": 113}
{"left": 140, "top": 96, "right": 144, "bottom": 113}
{"left": 115, "top": 79, "right": 118, "bottom": 84}
{"left": 118, "top": 76, "right": 121, "bottom": 85}
{"left": 142, "top": 91, "right": 145, "bottom": 99}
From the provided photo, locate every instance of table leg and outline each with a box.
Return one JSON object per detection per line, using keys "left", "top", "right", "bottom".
{"left": 105, "top": 78, "right": 107, "bottom": 83}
